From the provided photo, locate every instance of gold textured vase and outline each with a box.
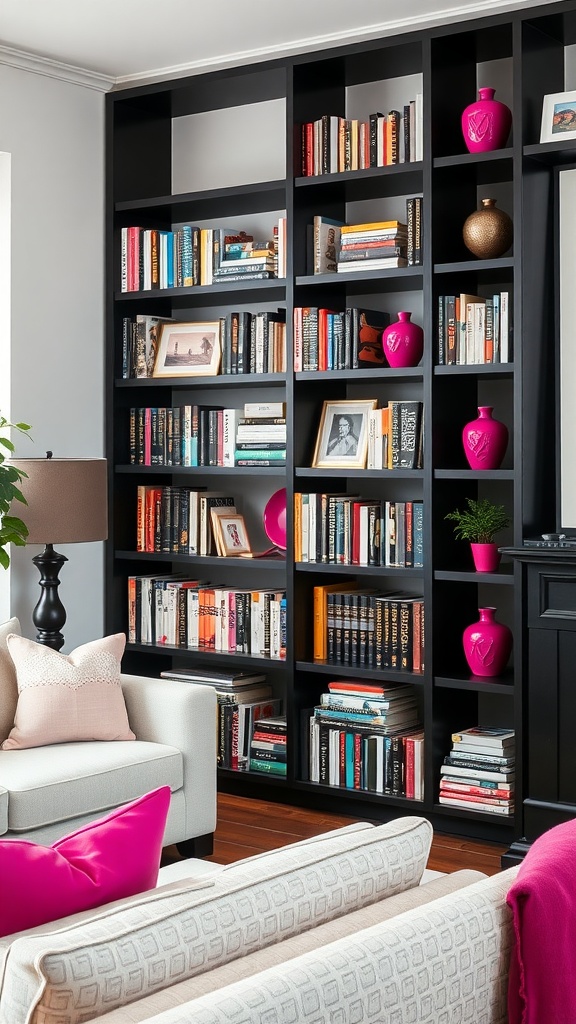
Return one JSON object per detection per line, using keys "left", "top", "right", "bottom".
{"left": 462, "top": 198, "right": 513, "bottom": 259}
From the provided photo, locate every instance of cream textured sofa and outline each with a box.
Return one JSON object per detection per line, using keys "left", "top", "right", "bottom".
{"left": 0, "top": 673, "right": 217, "bottom": 855}
{"left": 0, "top": 817, "right": 519, "bottom": 1024}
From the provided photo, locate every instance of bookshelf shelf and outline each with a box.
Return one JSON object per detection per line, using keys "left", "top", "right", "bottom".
{"left": 106, "top": 0, "right": 564, "bottom": 848}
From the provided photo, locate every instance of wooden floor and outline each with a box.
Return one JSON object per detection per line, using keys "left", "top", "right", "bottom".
{"left": 166, "top": 793, "right": 506, "bottom": 875}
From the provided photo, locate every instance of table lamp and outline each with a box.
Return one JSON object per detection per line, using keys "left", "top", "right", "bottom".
{"left": 8, "top": 453, "right": 108, "bottom": 651}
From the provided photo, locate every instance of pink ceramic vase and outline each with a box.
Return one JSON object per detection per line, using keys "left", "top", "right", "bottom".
{"left": 382, "top": 312, "right": 424, "bottom": 368}
{"left": 462, "top": 607, "right": 512, "bottom": 678}
{"left": 461, "top": 87, "right": 512, "bottom": 153}
{"left": 462, "top": 406, "right": 508, "bottom": 469}
{"left": 470, "top": 542, "right": 501, "bottom": 573}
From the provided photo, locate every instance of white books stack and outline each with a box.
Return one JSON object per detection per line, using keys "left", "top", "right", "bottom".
{"left": 439, "top": 726, "right": 515, "bottom": 815}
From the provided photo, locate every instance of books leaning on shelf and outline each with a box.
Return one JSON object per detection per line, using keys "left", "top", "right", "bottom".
{"left": 437, "top": 291, "right": 511, "bottom": 365}
{"left": 294, "top": 494, "right": 424, "bottom": 568}
{"left": 308, "top": 682, "right": 423, "bottom": 797}
{"left": 128, "top": 576, "right": 287, "bottom": 659}
{"left": 300, "top": 97, "right": 423, "bottom": 176}
{"left": 120, "top": 219, "right": 287, "bottom": 293}
{"left": 337, "top": 220, "right": 408, "bottom": 273}
{"left": 250, "top": 716, "right": 287, "bottom": 776}
{"left": 312, "top": 584, "right": 425, "bottom": 673}
{"left": 439, "top": 726, "right": 515, "bottom": 815}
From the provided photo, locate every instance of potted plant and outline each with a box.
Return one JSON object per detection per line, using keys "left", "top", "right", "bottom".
{"left": 0, "top": 413, "right": 32, "bottom": 569}
{"left": 445, "top": 497, "right": 511, "bottom": 573}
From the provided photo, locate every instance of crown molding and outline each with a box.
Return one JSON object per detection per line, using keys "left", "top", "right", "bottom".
{"left": 0, "top": 44, "right": 114, "bottom": 91}
{"left": 1, "top": 0, "right": 550, "bottom": 91}
{"left": 113, "top": 0, "right": 549, "bottom": 87}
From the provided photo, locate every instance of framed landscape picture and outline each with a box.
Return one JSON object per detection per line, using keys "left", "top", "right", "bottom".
{"left": 312, "top": 398, "right": 377, "bottom": 469}
{"left": 540, "top": 91, "right": 576, "bottom": 143}
{"left": 153, "top": 321, "right": 221, "bottom": 377}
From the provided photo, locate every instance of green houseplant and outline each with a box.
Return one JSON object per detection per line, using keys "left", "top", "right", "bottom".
{"left": 445, "top": 497, "right": 511, "bottom": 573}
{"left": 0, "top": 413, "right": 32, "bottom": 569}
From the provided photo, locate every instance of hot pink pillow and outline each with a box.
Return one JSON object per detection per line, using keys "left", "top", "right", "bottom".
{"left": 0, "top": 786, "right": 171, "bottom": 937}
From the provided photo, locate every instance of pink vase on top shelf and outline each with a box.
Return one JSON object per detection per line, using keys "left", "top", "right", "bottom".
{"left": 462, "top": 607, "right": 512, "bottom": 678}
{"left": 382, "top": 312, "right": 424, "bottom": 368}
{"left": 461, "top": 87, "right": 512, "bottom": 153}
{"left": 462, "top": 406, "right": 508, "bottom": 470}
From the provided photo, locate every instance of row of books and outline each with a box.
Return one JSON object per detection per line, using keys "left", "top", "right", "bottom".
{"left": 121, "top": 310, "right": 287, "bottom": 380}
{"left": 439, "top": 726, "right": 515, "bottom": 816}
{"left": 129, "top": 406, "right": 285, "bottom": 468}
{"left": 437, "top": 291, "right": 511, "bottom": 365}
{"left": 314, "top": 584, "right": 425, "bottom": 672}
{"left": 120, "top": 222, "right": 287, "bottom": 292}
{"left": 293, "top": 306, "right": 389, "bottom": 371}
{"left": 311, "top": 201, "right": 422, "bottom": 276}
{"left": 128, "top": 575, "right": 287, "bottom": 659}
{"left": 307, "top": 680, "right": 423, "bottom": 796}
{"left": 158, "top": 666, "right": 283, "bottom": 772}
{"left": 300, "top": 99, "right": 423, "bottom": 176}
{"left": 294, "top": 495, "right": 424, "bottom": 567}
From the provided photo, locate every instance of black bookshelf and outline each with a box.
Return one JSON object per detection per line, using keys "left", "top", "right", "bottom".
{"left": 106, "top": 0, "right": 576, "bottom": 850}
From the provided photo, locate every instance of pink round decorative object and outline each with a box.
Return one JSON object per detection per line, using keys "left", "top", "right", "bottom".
{"left": 382, "top": 312, "right": 423, "bottom": 368}
{"left": 462, "top": 607, "right": 512, "bottom": 678}
{"left": 461, "top": 87, "right": 512, "bottom": 153}
{"left": 263, "top": 488, "right": 287, "bottom": 550}
{"left": 470, "top": 542, "right": 501, "bottom": 573}
{"left": 462, "top": 406, "right": 508, "bottom": 470}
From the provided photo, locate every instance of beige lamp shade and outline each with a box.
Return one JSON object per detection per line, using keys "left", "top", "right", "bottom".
{"left": 9, "top": 457, "right": 108, "bottom": 544}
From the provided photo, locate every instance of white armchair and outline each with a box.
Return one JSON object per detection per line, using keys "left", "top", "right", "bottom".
{"left": 0, "top": 674, "right": 217, "bottom": 857}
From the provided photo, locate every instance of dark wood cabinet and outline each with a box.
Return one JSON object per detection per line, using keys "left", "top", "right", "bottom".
{"left": 105, "top": 1, "right": 576, "bottom": 847}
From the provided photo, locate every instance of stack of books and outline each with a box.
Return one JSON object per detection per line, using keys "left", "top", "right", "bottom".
{"left": 159, "top": 667, "right": 281, "bottom": 770}
{"left": 214, "top": 234, "right": 277, "bottom": 283}
{"left": 308, "top": 680, "right": 423, "bottom": 797}
{"left": 337, "top": 220, "right": 408, "bottom": 273}
{"left": 235, "top": 408, "right": 286, "bottom": 468}
{"left": 439, "top": 726, "right": 515, "bottom": 815}
{"left": 249, "top": 716, "right": 287, "bottom": 776}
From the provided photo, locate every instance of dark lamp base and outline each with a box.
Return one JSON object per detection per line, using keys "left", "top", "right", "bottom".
{"left": 31, "top": 543, "right": 68, "bottom": 651}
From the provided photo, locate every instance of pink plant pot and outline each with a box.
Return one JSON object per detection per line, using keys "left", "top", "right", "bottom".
{"left": 470, "top": 542, "right": 501, "bottom": 573}
{"left": 462, "top": 607, "right": 512, "bottom": 678}
{"left": 462, "top": 406, "right": 508, "bottom": 469}
{"left": 382, "top": 312, "right": 424, "bottom": 368}
{"left": 461, "top": 87, "right": 512, "bottom": 153}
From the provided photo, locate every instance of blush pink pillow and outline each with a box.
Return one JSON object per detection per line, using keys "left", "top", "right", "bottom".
{"left": 2, "top": 632, "right": 135, "bottom": 749}
{"left": 0, "top": 786, "right": 171, "bottom": 937}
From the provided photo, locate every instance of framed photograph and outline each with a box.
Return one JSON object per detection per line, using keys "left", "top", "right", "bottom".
{"left": 153, "top": 321, "right": 221, "bottom": 377}
{"left": 212, "top": 512, "right": 252, "bottom": 556}
{"left": 540, "top": 91, "right": 576, "bottom": 143}
{"left": 312, "top": 399, "right": 377, "bottom": 469}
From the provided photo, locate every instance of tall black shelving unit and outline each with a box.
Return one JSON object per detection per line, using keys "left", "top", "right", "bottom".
{"left": 106, "top": 1, "right": 576, "bottom": 849}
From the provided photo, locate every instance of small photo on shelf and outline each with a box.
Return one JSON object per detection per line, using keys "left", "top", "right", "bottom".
{"left": 212, "top": 511, "right": 251, "bottom": 556}
{"left": 312, "top": 399, "right": 376, "bottom": 470}
{"left": 153, "top": 321, "right": 222, "bottom": 377}
{"left": 540, "top": 90, "right": 576, "bottom": 144}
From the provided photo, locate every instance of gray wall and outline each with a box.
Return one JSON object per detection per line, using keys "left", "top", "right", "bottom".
{"left": 0, "top": 64, "right": 105, "bottom": 650}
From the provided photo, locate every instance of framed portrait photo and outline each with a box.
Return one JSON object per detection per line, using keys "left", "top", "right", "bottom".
{"left": 540, "top": 91, "right": 576, "bottom": 143}
{"left": 212, "top": 511, "right": 252, "bottom": 557}
{"left": 153, "top": 321, "right": 221, "bottom": 377}
{"left": 312, "top": 399, "right": 377, "bottom": 469}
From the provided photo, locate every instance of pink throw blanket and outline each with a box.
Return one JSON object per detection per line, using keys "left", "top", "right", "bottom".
{"left": 507, "top": 818, "right": 576, "bottom": 1024}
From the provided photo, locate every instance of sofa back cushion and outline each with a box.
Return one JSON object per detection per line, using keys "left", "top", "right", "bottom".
{"left": 0, "top": 816, "right": 432, "bottom": 1024}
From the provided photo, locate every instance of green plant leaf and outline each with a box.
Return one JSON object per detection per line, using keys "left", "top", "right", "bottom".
{"left": 0, "top": 549, "right": 9, "bottom": 569}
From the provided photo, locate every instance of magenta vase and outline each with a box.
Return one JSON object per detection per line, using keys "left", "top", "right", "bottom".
{"left": 461, "top": 87, "right": 512, "bottom": 153}
{"left": 463, "top": 607, "right": 512, "bottom": 678}
{"left": 470, "top": 542, "right": 501, "bottom": 573}
{"left": 382, "top": 312, "right": 424, "bottom": 368}
{"left": 462, "top": 406, "right": 508, "bottom": 469}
